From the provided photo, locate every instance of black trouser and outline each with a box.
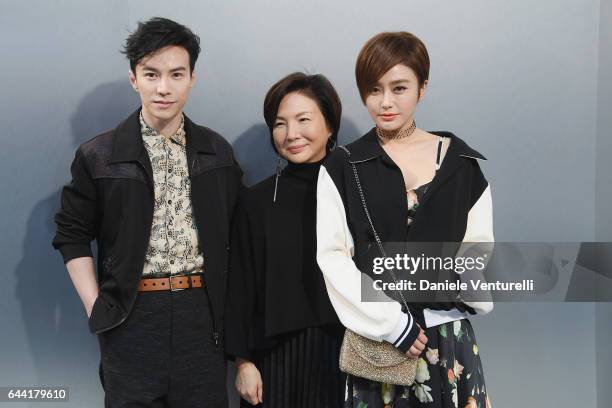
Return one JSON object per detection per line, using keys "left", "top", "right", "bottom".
{"left": 97, "top": 287, "right": 227, "bottom": 407}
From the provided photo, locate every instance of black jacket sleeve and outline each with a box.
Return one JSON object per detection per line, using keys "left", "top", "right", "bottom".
{"left": 52, "top": 147, "right": 99, "bottom": 263}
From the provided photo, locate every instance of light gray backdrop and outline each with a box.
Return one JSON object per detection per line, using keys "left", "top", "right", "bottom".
{"left": 0, "top": 0, "right": 610, "bottom": 407}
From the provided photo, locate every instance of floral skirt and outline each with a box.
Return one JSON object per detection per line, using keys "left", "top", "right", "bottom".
{"left": 345, "top": 319, "right": 491, "bottom": 408}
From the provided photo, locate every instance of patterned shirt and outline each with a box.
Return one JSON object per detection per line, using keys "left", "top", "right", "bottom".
{"left": 140, "top": 112, "right": 204, "bottom": 276}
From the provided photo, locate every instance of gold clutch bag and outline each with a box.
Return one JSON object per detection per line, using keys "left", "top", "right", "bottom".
{"left": 339, "top": 329, "right": 417, "bottom": 386}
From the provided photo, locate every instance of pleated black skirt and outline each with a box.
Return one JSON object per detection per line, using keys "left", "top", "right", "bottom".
{"left": 242, "top": 325, "right": 346, "bottom": 408}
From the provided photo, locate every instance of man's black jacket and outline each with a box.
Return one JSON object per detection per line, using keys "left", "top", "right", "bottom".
{"left": 53, "top": 109, "right": 243, "bottom": 342}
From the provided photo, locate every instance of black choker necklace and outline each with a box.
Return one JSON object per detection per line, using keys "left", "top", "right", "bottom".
{"left": 376, "top": 121, "right": 416, "bottom": 140}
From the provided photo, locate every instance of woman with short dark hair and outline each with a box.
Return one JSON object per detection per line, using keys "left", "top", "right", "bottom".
{"left": 317, "top": 32, "right": 493, "bottom": 407}
{"left": 225, "top": 72, "right": 345, "bottom": 407}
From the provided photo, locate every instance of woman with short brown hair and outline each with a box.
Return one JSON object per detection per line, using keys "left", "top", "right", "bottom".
{"left": 317, "top": 32, "right": 493, "bottom": 407}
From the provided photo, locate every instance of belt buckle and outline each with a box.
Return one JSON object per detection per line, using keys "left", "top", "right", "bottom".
{"left": 169, "top": 275, "right": 185, "bottom": 292}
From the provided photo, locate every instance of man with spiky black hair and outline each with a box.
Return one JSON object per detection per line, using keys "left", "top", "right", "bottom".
{"left": 53, "top": 17, "right": 242, "bottom": 407}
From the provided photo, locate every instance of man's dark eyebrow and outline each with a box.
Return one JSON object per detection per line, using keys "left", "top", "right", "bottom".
{"left": 139, "top": 65, "right": 188, "bottom": 72}
{"left": 139, "top": 64, "right": 159, "bottom": 72}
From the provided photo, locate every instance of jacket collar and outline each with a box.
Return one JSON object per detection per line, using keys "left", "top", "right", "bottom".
{"left": 345, "top": 128, "right": 487, "bottom": 208}
{"left": 110, "top": 108, "right": 216, "bottom": 164}
{"left": 345, "top": 127, "right": 487, "bottom": 163}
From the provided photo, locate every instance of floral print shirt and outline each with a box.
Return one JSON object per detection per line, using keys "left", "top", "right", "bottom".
{"left": 140, "top": 112, "right": 204, "bottom": 276}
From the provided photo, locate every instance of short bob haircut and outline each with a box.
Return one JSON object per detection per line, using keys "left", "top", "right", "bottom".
{"left": 355, "top": 32, "right": 430, "bottom": 103}
{"left": 122, "top": 17, "right": 201, "bottom": 74}
{"left": 263, "top": 72, "right": 342, "bottom": 153}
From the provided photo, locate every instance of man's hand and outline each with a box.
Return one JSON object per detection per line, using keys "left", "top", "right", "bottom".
{"left": 235, "top": 358, "right": 263, "bottom": 405}
{"left": 84, "top": 295, "right": 97, "bottom": 318}
{"left": 65, "top": 257, "right": 99, "bottom": 319}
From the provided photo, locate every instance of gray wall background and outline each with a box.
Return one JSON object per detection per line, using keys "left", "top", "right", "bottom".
{"left": 0, "top": 0, "right": 609, "bottom": 407}
{"left": 596, "top": 0, "right": 612, "bottom": 407}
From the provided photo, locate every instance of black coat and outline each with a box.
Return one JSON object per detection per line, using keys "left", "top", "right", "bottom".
{"left": 52, "top": 109, "right": 243, "bottom": 340}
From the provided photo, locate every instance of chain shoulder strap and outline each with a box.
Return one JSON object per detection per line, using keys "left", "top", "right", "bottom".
{"left": 337, "top": 146, "right": 410, "bottom": 311}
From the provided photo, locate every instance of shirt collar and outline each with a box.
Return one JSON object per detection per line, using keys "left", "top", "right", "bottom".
{"left": 139, "top": 111, "right": 187, "bottom": 147}
{"left": 109, "top": 108, "right": 218, "bottom": 165}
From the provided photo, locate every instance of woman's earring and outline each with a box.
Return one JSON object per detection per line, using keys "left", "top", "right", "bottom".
{"left": 273, "top": 155, "right": 284, "bottom": 203}
{"left": 326, "top": 134, "right": 336, "bottom": 151}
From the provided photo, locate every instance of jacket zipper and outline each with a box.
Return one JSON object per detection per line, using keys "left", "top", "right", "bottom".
{"left": 190, "top": 153, "right": 223, "bottom": 349}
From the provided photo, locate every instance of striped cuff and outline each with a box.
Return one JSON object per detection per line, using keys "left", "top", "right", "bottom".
{"left": 383, "top": 310, "right": 420, "bottom": 353}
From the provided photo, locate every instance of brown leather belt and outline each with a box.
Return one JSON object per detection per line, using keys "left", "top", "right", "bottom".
{"left": 138, "top": 275, "right": 203, "bottom": 292}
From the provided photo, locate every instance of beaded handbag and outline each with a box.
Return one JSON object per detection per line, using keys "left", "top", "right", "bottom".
{"left": 337, "top": 146, "right": 417, "bottom": 386}
{"left": 339, "top": 328, "right": 417, "bottom": 386}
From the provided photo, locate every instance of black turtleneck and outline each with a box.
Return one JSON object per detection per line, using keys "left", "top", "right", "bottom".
{"left": 224, "top": 158, "right": 340, "bottom": 361}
